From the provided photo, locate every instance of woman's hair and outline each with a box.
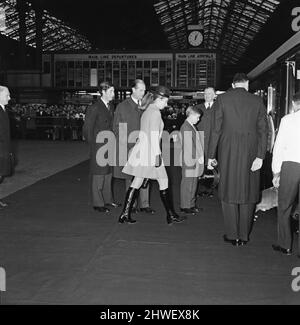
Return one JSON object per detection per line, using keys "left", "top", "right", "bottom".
{"left": 140, "top": 92, "right": 155, "bottom": 110}
{"left": 140, "top": 85, "right": 170, "bottom": 110}
{"left": 186, "top": 105, "right": 201, "bottom": 117}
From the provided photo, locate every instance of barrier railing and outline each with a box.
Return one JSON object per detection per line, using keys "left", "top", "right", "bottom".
{"left": 10, "top": 116, "right": 84, "bottom": 140}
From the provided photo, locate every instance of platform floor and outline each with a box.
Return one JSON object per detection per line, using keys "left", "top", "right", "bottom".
{"left": 0, "top": 141, "right": 299, "bottom": 304}
{"left": 0, "top": 140, "right": 89, "bottom": 199}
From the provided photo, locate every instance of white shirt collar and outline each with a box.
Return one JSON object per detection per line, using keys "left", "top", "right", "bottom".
{"left": 0, "top": 104, "right": 5, "bottom": 111}
{"left": 131, "top": 96, "right": 139, "bottom": 105}
{"left": 101, "top": 97, "right": 109, "bottom": 108}
{"left": 205, "top": 102, "right": 213, "bottom": 109}
{"left": 187, "top": 119, "right": 197, "bottom": 131}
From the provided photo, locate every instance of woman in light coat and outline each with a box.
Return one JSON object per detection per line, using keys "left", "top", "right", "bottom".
{"left": 119, "top": 85, "right": 185, "bottom": 225}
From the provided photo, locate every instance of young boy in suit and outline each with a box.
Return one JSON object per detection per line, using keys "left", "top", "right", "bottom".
{"left": 180, "top": 106, "right": 204, "bottom": 214}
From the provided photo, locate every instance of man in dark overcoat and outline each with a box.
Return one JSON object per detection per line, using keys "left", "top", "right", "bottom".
{"left": 207, "top": 73, "right": 268, "bottom": 245}
{"left": 0, "top": 86, "right": 12, "bottom": 208}
{"left": 113, "top": 79, "right": 154, "bottom": 214}
{"left": 83, "top": 81, "right": 117, "bottom": 213}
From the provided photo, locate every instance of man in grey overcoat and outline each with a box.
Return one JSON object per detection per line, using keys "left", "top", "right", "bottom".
{"left": 113, "top": 79, "right": 154, "bottom": 214}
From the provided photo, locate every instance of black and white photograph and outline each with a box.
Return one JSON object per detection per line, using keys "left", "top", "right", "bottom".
{"left": 0, "top": 0, "right": 300, "bottom": 310}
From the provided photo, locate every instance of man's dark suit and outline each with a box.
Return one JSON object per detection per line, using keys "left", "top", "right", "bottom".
{"left": 195, "top": 102, "right": 214, "bottom": 164}
{"left": 0, "top": 106, "right": 12, "bottom": 177}
{"left": 83, "top": 99, "right": 114, "bottom": 208}
{"left": 194, "top": 101, "right": 214, "bottom": 196}
{"left": 208, "top": 87, "right": 268, "bottom": 241}
{"left": 180, "top": 120, "right": 204, "bottom": 209}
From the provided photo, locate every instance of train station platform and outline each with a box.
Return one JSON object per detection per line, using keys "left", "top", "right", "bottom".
{"left": 0, "top": 141, "right": 299, "bottom": 305}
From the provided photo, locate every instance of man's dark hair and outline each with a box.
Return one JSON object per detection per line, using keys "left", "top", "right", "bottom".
{"left": 204, "top": 87, "right": 215, "bottom": 92}
{"left": 186, "top": 105, "right": 202, "bottom": 117}
{"left": 99, "top": 81, "right": 113, "bottom": 93}
{"left": 232, "top": 73, "right": 249, "bottom": 83}
{"left": 131, "top": 79, "right": 145, "bottom": 89}
{"left": 292, "top": 92, "right": 300, "bottom": 104}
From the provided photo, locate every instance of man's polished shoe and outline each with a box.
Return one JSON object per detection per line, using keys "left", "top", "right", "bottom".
{"left": 106, "top": 202, "right": 121, "bottom": 208}
{"left": 272, "top": 244, "right": 292, "bottom": 255}
{"left": 0, "top": 201, "right": 8, "bottom": 208}
{"left": 93, "top": 206, "right": 110, "bottom": 213}
{"left": 180, "top": 208, "right": 196, "bottom": 214}
{"left": 167, "top": 214, "right": 187, "bottom": 224}
{"left": 197, "top": 191, "right": 209, "bottom": 197}
{"left": 140, "top": 207, "right": 155, "bottom": 214}
{"left": 191, "top": 206, "right": 203, "bottom": 213}
{"left": 239, "top": 239, "right": 249, "bottom": 246}
{"left": 223, "top": 235, "right": 241, "bottom": 246}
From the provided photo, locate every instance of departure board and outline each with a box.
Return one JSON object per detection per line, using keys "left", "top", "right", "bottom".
{"left": 46, "top": 51, "right": 218, "bottom": 90}
{"left": 53, "top": 53, "right": 173, "bottom": 89}
{"left": 175, "top": 53, "right": 216, "bottom": 90}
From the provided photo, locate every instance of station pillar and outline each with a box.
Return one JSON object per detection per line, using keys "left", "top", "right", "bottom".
{"left": 16, "top": 0, "right": 27, "bottom": 69}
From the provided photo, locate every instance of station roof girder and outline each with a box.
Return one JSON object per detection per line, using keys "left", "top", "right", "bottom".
{"left": 153, "top": 0, "right": 281, "bottom": 64}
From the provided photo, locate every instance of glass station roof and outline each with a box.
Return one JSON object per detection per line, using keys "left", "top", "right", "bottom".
{"left": 154, "top": 0, "right": 281, "bottom": 64}
{"left": 0, "top": 0, "right": 91, "bottom": 51}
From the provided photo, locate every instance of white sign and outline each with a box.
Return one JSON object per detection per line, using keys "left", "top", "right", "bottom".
{"left": 0, "top": 8, "right": 5, "bottom": 31}
{"left": 187, "top": 24, "right": 202, "bottom": 30}
{"left": 291, "top": 267, "right": 300, "bottom": 292}
{"left": 90, "top": 68, "right": 98, "bottom": 87}
{"left": 291, "top": 7, "right": 300, "bottom": 32}
{"left": 176, "top": 53, "right": 216, "bottom": 60}
{"left": 54, "top": 53, "right": 173, "bottom": 61}
{"left": 0, "top": 267, "right": 5, "bottom": 292}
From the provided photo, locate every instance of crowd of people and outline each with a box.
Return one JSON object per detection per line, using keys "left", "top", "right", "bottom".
{"left": 6, "top": 101, "right": 192, "bottom": 141}
{"left": 7, "top": 103, "right": 87, "bottom": 140}
{"left": 8, "top": 103, "right": 86, "bottom": 119}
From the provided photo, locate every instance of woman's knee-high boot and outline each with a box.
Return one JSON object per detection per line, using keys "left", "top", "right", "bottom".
{"left": 159, "top": 189, "right": 186, "bottom": 224}
{"left": 118, "top": 187, "right": 138, "bottom": 224}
